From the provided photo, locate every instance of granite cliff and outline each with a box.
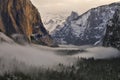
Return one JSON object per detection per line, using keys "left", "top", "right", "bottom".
{"left": 0, "top": 0, "right": 54, "bottom": 46}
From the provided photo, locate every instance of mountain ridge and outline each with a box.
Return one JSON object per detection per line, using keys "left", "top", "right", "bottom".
{"left": 51, "top": 2, "right": 120, "bottom": 46}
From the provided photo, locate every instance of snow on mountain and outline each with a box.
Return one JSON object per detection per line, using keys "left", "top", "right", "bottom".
{"left": 103, "top": 9, "right": 120, "bottom": 50}
{"left": 51, "top": 3, "right": 120, "bottom": 45}
{"left": 42, "top": 12, "right": 68, "bottom": 33}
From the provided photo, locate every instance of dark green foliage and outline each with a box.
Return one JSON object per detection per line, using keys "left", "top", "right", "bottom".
{"left": 0, "top": 72, "right": 32, "bottom": 80}
{"left": 0, "top": 58, "right": 120, "bottom": 80}
{"left": 40, "top": 58, "right": 120, "bottom": 80}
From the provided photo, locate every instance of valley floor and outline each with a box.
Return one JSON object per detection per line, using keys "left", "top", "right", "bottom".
{"left": 0, "top": 43, "right": 120, "bottom": 80}
{"left": 0, "top": 57, "right": 120, "bottom": 80}
{"left": 31, "top": 44, "right": 92, "bottom": 51}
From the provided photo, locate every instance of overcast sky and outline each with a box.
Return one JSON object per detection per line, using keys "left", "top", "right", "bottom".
{"left": 31, "top": 0, "right": 120, "bottom": 16}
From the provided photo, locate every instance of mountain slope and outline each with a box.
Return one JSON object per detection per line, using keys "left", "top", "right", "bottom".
{"left": 0, "top": 0, "right": 54, "bottom": 46}
{"left": 52, "top": 3, "right": 120, "bottom": 45}
{"left": 103, "top": 9, "right": 120, "bottom": 50}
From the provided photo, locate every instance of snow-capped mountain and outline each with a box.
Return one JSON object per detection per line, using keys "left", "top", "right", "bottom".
{"left": 51, "top": 3, "right": 120, "bottom": 45}
{"left": 42, "top": 13, "right": 68, "bottom": 33}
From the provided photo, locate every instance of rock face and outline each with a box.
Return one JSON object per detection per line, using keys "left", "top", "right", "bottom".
{"left": 103, "top": 9, "right": 120, "bottom": 50}
{"left": 0, "top": 0, "right": 54, "bottom": 46}
{"left": 51, "top": 3, "right": 120, "bottom": 45}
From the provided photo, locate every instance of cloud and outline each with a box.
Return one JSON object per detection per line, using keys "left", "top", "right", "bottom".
{"left": 0, "top": 43, "right": 119, "bottom": 67}
{"left": 0, "top": 43, "right": 119, "bottom": 74}
{"left": 0, "top": 43, "right": 71, "bottom": 67}
{"left": 31, "top": 0, "right": 120, "bottom": 16}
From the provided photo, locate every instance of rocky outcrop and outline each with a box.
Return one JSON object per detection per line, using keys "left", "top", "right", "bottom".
{"left": 0, "top": 0, "right": 54, "bottom": 46}
{"left": 103, "top": 9, "right": 120, "bottom": 50}
{"left": 51, "top": 3, "right": 120, "bottom": 45}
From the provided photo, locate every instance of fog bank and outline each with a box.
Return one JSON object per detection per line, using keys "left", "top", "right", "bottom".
{"left": 73, "top": 47, "right": 120, "bottom": 59}
{"left": 0, "top": 43, "right": 71, "bottom": 67}
{"left": 0, "top": 43, "right": 119, "bottom": 69}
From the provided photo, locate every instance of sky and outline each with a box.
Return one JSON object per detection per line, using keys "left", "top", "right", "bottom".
{"left": 31, "top": 0, "right": 120, "bottom": 16}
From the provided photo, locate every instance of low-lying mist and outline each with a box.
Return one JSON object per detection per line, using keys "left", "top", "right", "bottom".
{"left": 73, "top": 47, "right": 120, "bottom": 59}
{"left": 0, "top": 43, "right": 120, "bottom": 74}
{"left": 0, "top": 43, "right": 70, "bottom": 67}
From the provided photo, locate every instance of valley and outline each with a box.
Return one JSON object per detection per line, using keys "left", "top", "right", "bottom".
{"left": 0, "top": 0, "right": 120, "bottom": 80}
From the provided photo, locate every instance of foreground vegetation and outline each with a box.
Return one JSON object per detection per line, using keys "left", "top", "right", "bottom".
{"left": 0, "top": 57, "right": 120, "bottom": 80}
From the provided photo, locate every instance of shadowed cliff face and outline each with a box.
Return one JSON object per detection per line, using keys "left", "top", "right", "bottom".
{"left": 103, "top": 9, "right": 120, "bottom": 50}
{"left": 0, "top": 0, "right": 54, "bottom": 46}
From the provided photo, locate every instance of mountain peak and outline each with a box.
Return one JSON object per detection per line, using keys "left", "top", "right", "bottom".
{"left": 66, "top": 11, "right": 79, "bottom": 22}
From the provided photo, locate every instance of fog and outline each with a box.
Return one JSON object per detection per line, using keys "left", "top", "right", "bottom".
{"left": 73, "top": 47, "right": 120, "bottom": 59}
{"left": 0, "top": 43, "right": 70, "bottom": 67}
{"left": 0, "top": 43, "right": 119, "bottom": 70}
